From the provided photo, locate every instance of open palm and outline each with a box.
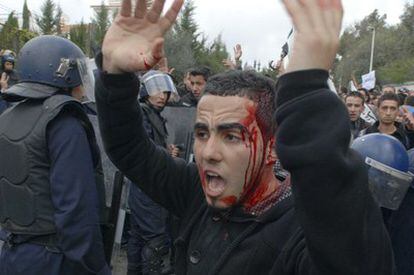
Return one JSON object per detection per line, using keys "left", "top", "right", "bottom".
{"left": 102, "top": 0, "right": 183, "bottom": 74}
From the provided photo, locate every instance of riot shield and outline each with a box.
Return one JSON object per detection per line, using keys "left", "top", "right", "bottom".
{"left": 84, "top": 102, "right": 127, "bottom": 266}
{"left": 163, "top": 106, "right": 197, "bottom": 162}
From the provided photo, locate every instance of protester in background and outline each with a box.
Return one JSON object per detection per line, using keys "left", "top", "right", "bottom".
{"left": 0, "top": 35, "right": 109, "bottom": 275}
{"left": 345, "top": 91, "right": 371, "bottom": 140}
{"left": 180, "top": 66, "right": 210, "bottom": 107}
{"left": 176, "top": 70, "right": 192, "bottom": 97}
{"left": 357, "top": 88, "right": 369, "bottom": 103}
{"left": 222, "top": 44, "right": 243, "bottom": 70}
{"left": 127, "top": 70, "right": 179, "bottom": 275}
{"left": 362, "top": 93, "right": 414, "bottom": 149}
{"left": 405, "top": 96, "right": 414, "bottom": 107}
{"left": 95, "top": 0, "right": 393, "bottom": 274}
{"left": 0, "top": 54, "right": 19, "bottom": 92}
{"left": 382, "top": 85, "right": 396, "bottom": 94}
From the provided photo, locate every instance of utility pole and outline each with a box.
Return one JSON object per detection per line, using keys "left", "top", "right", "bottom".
{"left": 368, "top": 26, "right": 376, "bottom": 72}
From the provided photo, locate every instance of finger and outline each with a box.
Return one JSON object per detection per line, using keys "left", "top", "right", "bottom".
{"left": 282, "top": 0, "right": 310, "bottom": 33}
{"left": 169, "top": 68, "right": 175, "bottom": 74}
{"left": 147, "top": 0, "right": 166, "bottom": 23}
{"left": 303, "top": 0, "right": 328, "bottom": 30}
{"left": 134, "top": 0, "right": 147, "bottom": 18}
{"left": 120, "top": 0, "right": 132, "bottom": 17}
{"left": 321, "top": 0, "right": 343, "bottom": 39}
{"left": 331, "top": 0, "right": 344, "bottom": 35}
{"left": 160, "top": 0, "right": 184, "bottom": 33}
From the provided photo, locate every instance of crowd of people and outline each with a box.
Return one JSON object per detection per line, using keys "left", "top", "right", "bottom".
{"left": 0, "top": 0, "right": 413, "bottom": 275}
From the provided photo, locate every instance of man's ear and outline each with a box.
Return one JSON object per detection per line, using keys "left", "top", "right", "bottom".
{"left": 265, "top": 137, "right": 277, "bottom": 165}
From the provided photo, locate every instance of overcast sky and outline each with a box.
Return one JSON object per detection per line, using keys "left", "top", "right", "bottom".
{"left": 0, "top": 0, "right": 410, "bottom": 65}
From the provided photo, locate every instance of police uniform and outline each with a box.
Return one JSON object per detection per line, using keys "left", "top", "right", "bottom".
{"left": 127, "top": 74, "right": 174, "bottom": 275}
{"left": 0, "top": 35, "right": 110, "bottom": 275}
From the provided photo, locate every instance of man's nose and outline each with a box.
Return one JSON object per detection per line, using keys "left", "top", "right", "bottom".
{"left": 202, "top": 135, "right": 222, "bottom": 163}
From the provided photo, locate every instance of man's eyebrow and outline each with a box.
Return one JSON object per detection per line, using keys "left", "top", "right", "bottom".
{"left": 217, "top": 123, "right": 247, "bottom": 132}
{"left": 194, "top": 122, "right": 248, "bottom": 132}
{"left": 194, "top": 122, "right": 208, "bottom": 130}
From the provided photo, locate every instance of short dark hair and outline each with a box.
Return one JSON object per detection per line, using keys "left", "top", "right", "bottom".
{"left": 378, "top": 92, "right": 400, "bottom": 107}
{"left": 405, "top": 96, "right": 414, "bottom": 107}
{"left": 345, "top": 91, "right": 365, "bottom": 104}
{"left": 382, "top": 85, "right": 395, "bottom": 93}
{"left": 203, "top": 70, "right": 276, "bottom": 142}
{"left": 357, "top": 87, "right": 368, "bottom": 96}
{"left": 189, "top": 67, "right": 211, "bottom": 81}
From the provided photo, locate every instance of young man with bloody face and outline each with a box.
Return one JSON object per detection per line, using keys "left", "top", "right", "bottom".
{"left": 194, "top": 73, "right": 282, "bottom": 213}
{"left": 95, "top": 0, "right": 393, "bottom": 274}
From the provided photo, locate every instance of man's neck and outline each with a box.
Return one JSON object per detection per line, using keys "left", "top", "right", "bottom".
{"left": 378, "top": 122, "right": 396, "bottom": 135}
{"left": 242, "top": 167, "right": 284, "bottom": 216}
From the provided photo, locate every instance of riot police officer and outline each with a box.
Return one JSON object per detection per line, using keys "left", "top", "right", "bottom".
{"left": 352, "top": 133, "right": 414, "bottom": 275}
{"left": 127, "top": 70, "right": 178, "bottom": 275}
{"left": 0, "top": 35, "right": 110, "bottom": 275}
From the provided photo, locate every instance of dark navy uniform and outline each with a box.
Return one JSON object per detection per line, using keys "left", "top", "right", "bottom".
{"left": 127, "top": 102, "right": 172, "bottom": 275}
{"left": 0, "top": 89, "right": 110, "bottom": 275}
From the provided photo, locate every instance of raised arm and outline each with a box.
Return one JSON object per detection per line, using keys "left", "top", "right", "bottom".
{"left": 95, "top": 0, "right": 203, "bottom": 217}
{"left": 273, "top": 0, "right": 394, "bottom": 274}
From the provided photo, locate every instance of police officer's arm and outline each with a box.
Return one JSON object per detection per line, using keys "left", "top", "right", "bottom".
{"left": 271, "top": 0, "right": 393, "bottom": 274}
{"left": 48, "top": 114, "right": 110, "bottom": 275}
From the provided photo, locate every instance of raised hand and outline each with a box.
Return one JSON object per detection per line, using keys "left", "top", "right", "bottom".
{"left": 102, "top": 0, "right": 184, "bottom": 74}
{"left": 401, "top": 107, "right": 414, "bottom": 130}
{"left": 0, "top": 72, "right": 9, "bottom": 91}
{"left": 234, "top": 44, "right": 242, "bottom": 61}
{"left": 281, "top": 0, "right": 343, "bottom": 73}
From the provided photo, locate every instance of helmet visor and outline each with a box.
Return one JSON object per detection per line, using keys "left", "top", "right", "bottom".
{"left": 142, "top": 72, "right": 177, "bottom": 97}
{"left": 366, "top": 157, "right": 413, "bottom": 210}
{"left": 77, "top": 58, "right": 96, "bottom": 101}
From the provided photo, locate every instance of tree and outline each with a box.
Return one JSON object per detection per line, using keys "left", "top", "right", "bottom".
{"left": 194, "top": 34, "right": 228, "bottom": 74}
{"left": 69, "top": 20, "right": 88, "bottom": 55}
{"left": 55, "top": 5, "right": 63, "bottom": 35}
{"left": 91, "top": 1, "right": 110, "bottom": 48}
{"left": 0, "top": 12, "right": 20, "bottom": 52}
{"left": 22, "top": 0, "right": 31, "bottom": 30}
{"left": 333, "top": 7, "right": 414, "bottom": 86}
{"left": 35, "top": 0, "right": 61, "bottom": 35}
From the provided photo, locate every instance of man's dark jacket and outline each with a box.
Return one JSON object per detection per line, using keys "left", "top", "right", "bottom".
{"left": 350, "top": 117, "right": 371, "bottom": 140}
{"left": 95, "top": 63, "right": 394, "bottom": 275}
{"left": 179, "top": 92, "right": 198, "bottom": 107}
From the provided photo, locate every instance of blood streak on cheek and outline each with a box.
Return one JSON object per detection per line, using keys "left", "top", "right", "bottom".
{"left": 220, "top": 196, "right": 237, "bottom": 206}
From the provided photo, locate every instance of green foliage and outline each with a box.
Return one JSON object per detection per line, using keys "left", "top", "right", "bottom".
{"left": 334, "top": 5, "right": 414, "bottom": 86}
{"left": 91, "top": 1, "right": 110, "bottom": 48}
{"left": 0, "top": 12, "right": 21, "bottom": 52}
{"left": 36, "top": 0, "right": 61, "bottom": 35}
{"left": 69, "top": 21, "right": 89, "bottom": 56}
{"left": 195, "top": 34, "right": 228, "bottom": 74}
{"left": 165, "top": 0, "right": 228, "bottom": 80}
{"left": 55, "top": 5, "right": 63, "bottom": 35}
{"left": 22, "top": 0, "right": 31, "bottom": 30}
